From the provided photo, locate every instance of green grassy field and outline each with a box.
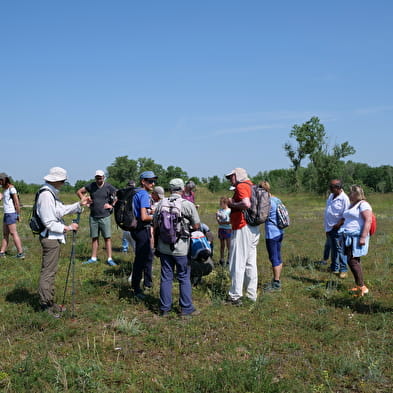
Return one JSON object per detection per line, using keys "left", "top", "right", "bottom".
{"left": 0, "top": 190, "right": 392, "bottom": 392}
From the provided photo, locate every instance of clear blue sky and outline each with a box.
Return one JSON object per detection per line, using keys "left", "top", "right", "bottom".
{"left": 1, "top": 1, "right": 392, "bottom": 185}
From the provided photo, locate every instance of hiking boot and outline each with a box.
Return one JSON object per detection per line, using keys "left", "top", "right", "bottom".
{"left": 180, "top": 309, "right": 201, "bottom": 318}
{"left": 160, "top": 310, "right": 170, "bottom": 317}
{"left": 82, "top": 258, "right": 97, "bottom": 264}
{"left": 317, "top": 260, "right": 328, "bottom": 265}
{"left": 16, "top": 253, "right": 25, "bottom": 259}
{"left": 106, "top": 259, "right": 117, "bottom": 266}
{"left": 338, "top": 272, "right": 348, "bottom": 279}
{"left": 263, "top": 280, "right": 282, "bottom": 292}
{"left": 41, "top": 303, "right": 66, "bottom": 318}
{"left": 225, "top": 297, "right": 243, "bottom": 306}
{"left": 219, "top": 259, "right": 225, "bottom": 266}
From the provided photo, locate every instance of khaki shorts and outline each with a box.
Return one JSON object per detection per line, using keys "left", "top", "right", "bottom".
{"left": 89, "top": 216, "right": 112, "bottom": 239}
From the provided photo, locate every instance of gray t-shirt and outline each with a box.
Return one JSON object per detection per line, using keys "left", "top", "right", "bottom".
{"left": 154, "top": 193, "right": 200, "bottom": 256}
{"left": 85, "top": 182, "right": 117, "bottom": 218}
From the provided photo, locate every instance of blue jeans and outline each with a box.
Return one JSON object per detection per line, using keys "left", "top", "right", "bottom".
{"left": 159, "top": 253, "right": 195, "bottom": 314}
{"left": 131, "top": 227, "right": 153, "bottom": 292}
{"left": 327, "top": 228, "right": 347, "bottom": 272}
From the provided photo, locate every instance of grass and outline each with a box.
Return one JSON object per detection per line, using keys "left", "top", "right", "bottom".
{"left": 0, "top": 190, "right": 392, "bottom": 392}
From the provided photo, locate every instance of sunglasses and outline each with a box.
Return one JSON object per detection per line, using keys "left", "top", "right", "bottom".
{"left": 145, "top": 179, "right": 156, "bottom": 184}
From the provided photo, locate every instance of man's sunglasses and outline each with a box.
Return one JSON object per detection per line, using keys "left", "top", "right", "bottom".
{"left": 145, "top": 179, "right": 156, "bottom": 184}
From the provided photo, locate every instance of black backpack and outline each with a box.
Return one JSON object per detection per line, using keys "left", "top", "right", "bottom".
{"left": 114, "top": 187, "right": 138, "bottom": 231}
{"left": 29, "top": 188, "right": 56, "bottom": 235}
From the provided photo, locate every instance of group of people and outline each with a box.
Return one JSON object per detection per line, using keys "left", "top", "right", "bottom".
{"left": 0, "top": 166, "right": 374, "bottom": 317}
{"left": 322, "top": 179, "right": 372, "bottom": 296}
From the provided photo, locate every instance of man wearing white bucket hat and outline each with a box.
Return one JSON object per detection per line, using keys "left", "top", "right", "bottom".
{"left": 37, "top": 167, "right": 90, "bottom": 317}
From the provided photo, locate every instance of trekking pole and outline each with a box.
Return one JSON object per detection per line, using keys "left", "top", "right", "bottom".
{"left": 62, "top": 212, "right": 81, "bottom": 318}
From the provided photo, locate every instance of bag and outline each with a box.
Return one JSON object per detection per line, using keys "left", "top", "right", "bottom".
{"left": 276, "top": 198, "right": 290, "bottom": 229}
{"left": 243, "top": 183, "right": 271, "bottom": 226}
{"left": 114, "top": 187, "right": 138, "bottom": 231}
{"left": 158, "top": 197, "right": 184, "bottom": 248}
{"left": 29, "top": 189, "right": 55, "bottom": 235}
{"left": 359, "top": 202, "right": 377, "bottom": 236}
{"left": 369, "top": 213, "right": 377, "bottom": 236}
{"left": 190, "top": 230, "right": 212, "bottom": 262}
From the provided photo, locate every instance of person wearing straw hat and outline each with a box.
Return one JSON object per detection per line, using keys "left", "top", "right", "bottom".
{"left": 37, "top": 167, "right": 89, "bottom": 317}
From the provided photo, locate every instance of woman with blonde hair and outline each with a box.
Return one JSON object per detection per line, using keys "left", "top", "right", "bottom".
{"left": 342, "top": 185, "right": 372, "bottom": 296}
{"left": 260, "top": 180, "right": 285, "bottom": 292}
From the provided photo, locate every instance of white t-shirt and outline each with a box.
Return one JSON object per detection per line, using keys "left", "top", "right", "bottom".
{"left": 2, "top": 187, "right": 17, "bottom": 214}
{"left": 342, "top": 201, "right": 372, "bottom": 232}
{"left": 324, "top": 191, "right": 350, "bottom": 232}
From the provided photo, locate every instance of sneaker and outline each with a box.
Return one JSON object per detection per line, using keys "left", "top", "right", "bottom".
{"left": 134, "top": 291, "right": 146, "bottom": 300}
{"left": 160, "top": 310, "right": 170, "bottom": 317}
{"left": 106, "top": 259, "right": 117, "bottom": 266}
{"left": 180, "top": 309, "right": 201, "bottom": 318}
{"left": 327, "top": 267, "right": 339, "bottom": 274}
{"left": 82, "top": 258, "right": 97, "bottom": 265}
{"left": 0, "top": 252, "right": 5, "bottom": 258}
{"left": 16, "top": 253, "right": 25, "bottom": 259}
{"left": 263, "top": 280, "right": 281, "bottom": 292}
{"left": 317, "top": 260, "right": 328, "bottom": 265}
{"left": 121, "top": 248, "right": 128, "bottom": 253}
{"left": 225, "top": 297, "right": 243, "bottom": 306}
{"left": 338, "top": 272, "right": 348, "bottom": 279}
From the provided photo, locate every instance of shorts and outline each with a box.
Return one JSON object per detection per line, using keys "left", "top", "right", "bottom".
{"left": 4, "top": 212, "right": 18, "bottom": 225}
{"left": 218, "top": 228, "right": 232, "bottom": 240}
{"left": 89, "top": 215, "right": 112, "bottom": 238}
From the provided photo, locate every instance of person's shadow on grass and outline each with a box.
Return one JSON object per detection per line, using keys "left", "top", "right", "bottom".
{"left": 5, "top": 287, "right": 41, "bottom": 311}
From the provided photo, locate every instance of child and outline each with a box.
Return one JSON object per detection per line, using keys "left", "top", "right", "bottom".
{"left": 216, "top": 197, "right": 231, "bottom": 265}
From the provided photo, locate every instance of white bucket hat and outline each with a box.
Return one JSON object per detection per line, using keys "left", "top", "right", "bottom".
{"left": 44, "top": 167, "right": 68, "bottom": 182}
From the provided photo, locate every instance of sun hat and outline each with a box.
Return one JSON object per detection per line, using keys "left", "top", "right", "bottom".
{"left": 225, "top": 168, "right": 248, "bottom": 182}
{"left": 153, "top": 186, "right": 165, "bottom": 199}
{"left": 44, "top": 167, "right": 68, "bottom": 182}
{"left": 95, "top": 170, "right": 105, "bottom": 177}
{"left": 169, "top": 178, "right": 185, "bottom": 191}
{"left": 140, "top": 171, "right": 158, "bottom": 179}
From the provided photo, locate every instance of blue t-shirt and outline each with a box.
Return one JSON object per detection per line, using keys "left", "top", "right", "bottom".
{"left": 133, "top": 188, "right": 151, "bottom": 220}
{"left": 265, "top": 196, "right": 284, "bottom": 239}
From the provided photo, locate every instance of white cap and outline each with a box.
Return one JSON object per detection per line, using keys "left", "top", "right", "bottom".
{"left": 95, "top": 170, "right": 105, "bottom": 177}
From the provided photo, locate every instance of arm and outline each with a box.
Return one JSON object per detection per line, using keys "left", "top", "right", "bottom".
{"left": 140, "top": 207, "right": 153, "bottom": 222}
{"left": 76, "top": 186, "right": 87, "bottom": 200}
{"left": 11, "top": 192, "right": 21, "bottom": 216}
{"left": 227, "top": 197, "right": 251, "bottom": 210}
{"left": 360, "top": 209, "right": 372, "bottom": 245}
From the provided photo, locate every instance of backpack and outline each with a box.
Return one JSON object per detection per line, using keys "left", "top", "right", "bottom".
{"left": 157, "top": 197, "right": 185, "bottom": 249}
{"left": 29, "top": 188, "right": 56, "bottom": 235}
{"left": 359, "top": 202, "right": 377, "bottom": 236}
{"left": 114, "top": 187, "right": 138, "bottom": 231}
{"left": 190, "top": 230, "right": 212, "bottom": 262}
{"left": 242, "top": 183, "right": 271, "bottom": 226}
{"left": 275, "top": 198, "right": 290, "bottom": 229}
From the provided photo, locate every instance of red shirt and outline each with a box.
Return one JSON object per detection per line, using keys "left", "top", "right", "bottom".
{"left": 230, "top": 180, "right": 252, "bottom": 230}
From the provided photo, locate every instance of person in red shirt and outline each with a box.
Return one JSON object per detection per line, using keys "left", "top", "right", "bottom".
{"left": 225, "top": 168, "right": 261, "bottom": 305}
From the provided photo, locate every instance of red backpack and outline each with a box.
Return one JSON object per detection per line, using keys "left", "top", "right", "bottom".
{"left": 369, "top": 212, "right": 377, "bottom": 236}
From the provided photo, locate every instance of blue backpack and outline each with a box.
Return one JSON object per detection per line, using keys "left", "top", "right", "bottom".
{"left": 190, "top": 230, "right": 212, "bottom": 262}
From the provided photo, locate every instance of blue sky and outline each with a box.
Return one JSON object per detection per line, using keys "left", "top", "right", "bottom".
{"left": 1, "top": 1, "right": 392, "bottom": 185}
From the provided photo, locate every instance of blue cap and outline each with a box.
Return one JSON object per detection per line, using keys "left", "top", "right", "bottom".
{"left": 140, "top": 171, "right": 158, "bottom": 179}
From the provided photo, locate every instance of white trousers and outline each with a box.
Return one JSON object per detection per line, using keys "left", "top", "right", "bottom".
{"left": 228, "top": 224, "right": 260, "bottom": 301}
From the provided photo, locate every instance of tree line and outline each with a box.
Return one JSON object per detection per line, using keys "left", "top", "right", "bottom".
{"left": 11, "top": 117, "right": 393, "bottom": 195}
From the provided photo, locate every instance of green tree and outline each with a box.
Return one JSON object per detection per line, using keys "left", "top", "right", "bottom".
{"left": 284, "top": 116, "right": 326, "bottom": 190}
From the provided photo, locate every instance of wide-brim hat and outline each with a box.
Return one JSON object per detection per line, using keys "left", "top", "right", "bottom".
{"left": 44, "top": 167, "right": 68, "bottom": 182}
{"left": 153, "top": 186, "right": 165, "bottom": 198}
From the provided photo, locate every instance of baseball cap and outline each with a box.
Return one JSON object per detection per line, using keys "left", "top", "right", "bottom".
{"left": 169, "top": 178, "right": 185, "bottom": 191}
{"left": 44, "top": 167, "right": 68, "bottom": 182}
{"left": 95, "top": 170, "right": 105, "bottom": 177}
{"left": 140, "top": 171, "right": 158, "bottom": 179}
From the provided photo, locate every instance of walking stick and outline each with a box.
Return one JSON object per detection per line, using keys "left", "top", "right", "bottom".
{"left": 62, "top": 212, "right": 81, "bottom": 318}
